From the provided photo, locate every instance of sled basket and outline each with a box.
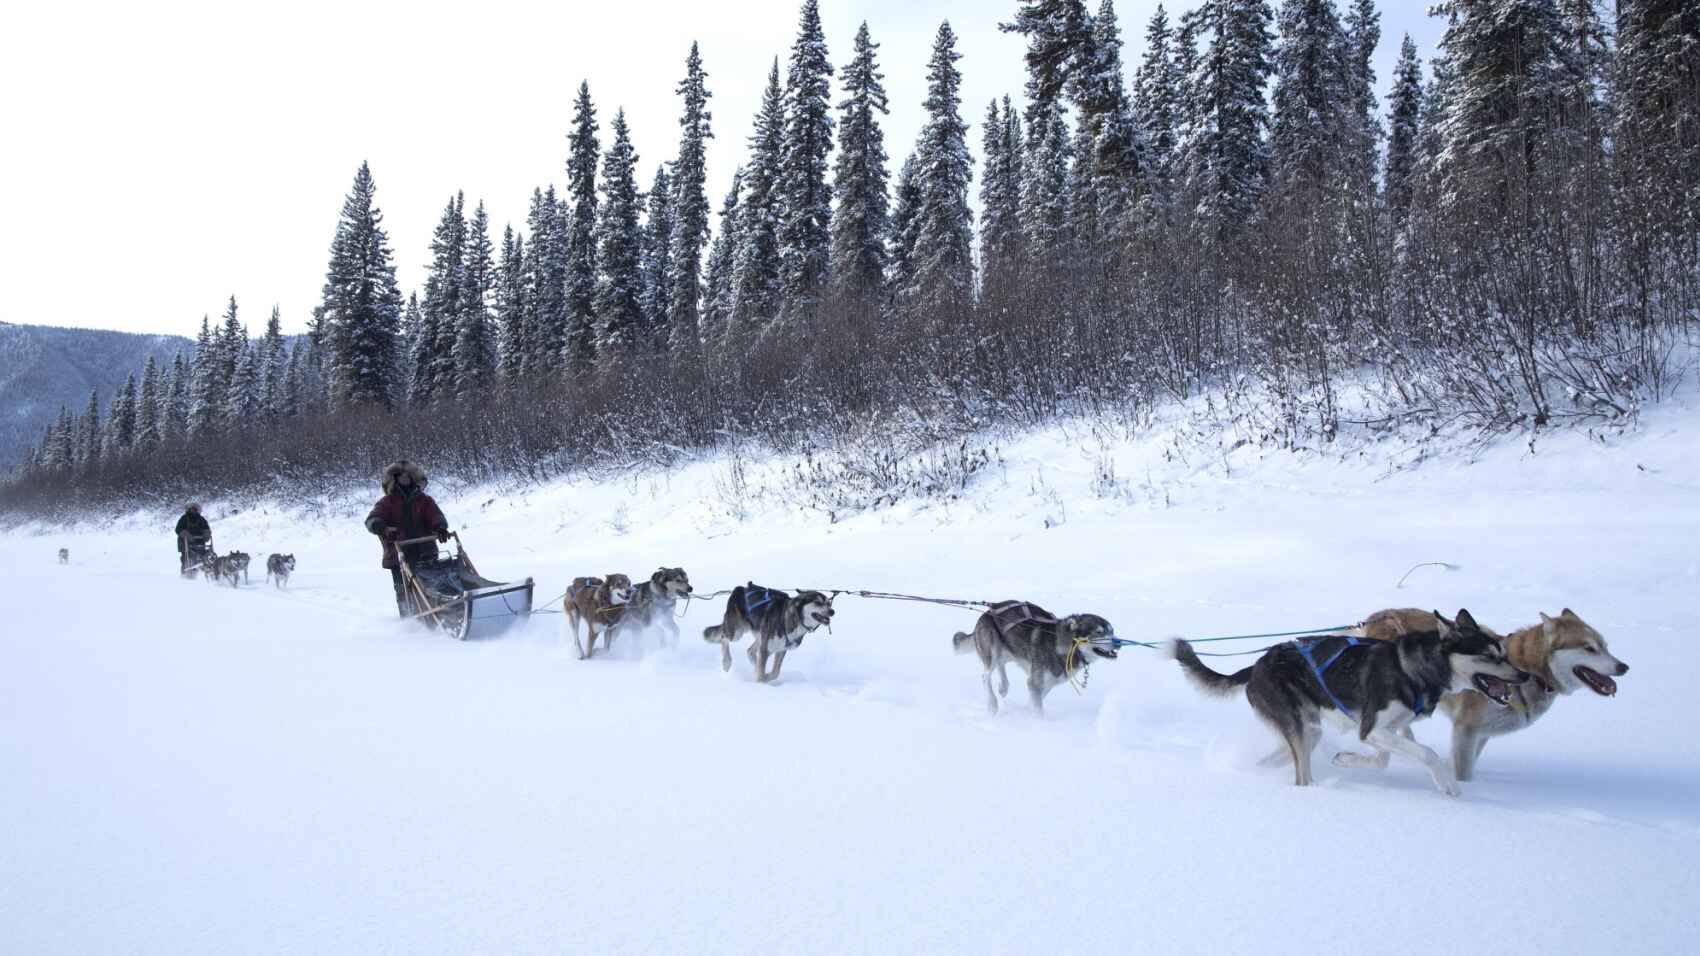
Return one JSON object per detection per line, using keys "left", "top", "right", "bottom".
{"left": 395, "top": 533, "right": 533, "bottom": 640}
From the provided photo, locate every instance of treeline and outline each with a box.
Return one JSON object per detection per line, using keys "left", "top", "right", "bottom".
{"left": 5, "top": 0, "right": 1697, "bottom": 514}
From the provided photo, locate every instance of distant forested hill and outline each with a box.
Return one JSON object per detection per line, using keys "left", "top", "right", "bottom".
{"left": 0, "top": 322, "right": 192, "bottom": 470}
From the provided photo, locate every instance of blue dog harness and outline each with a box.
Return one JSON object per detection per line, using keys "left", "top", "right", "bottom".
{"left": 740, "top": 584, "right": 781, "bottom": 624}
{"left": 1294, "top": 636, "right": 1430, "bottom": 720}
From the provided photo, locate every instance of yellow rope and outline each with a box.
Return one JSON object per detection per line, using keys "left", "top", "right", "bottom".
{"left": 1065, "top": 637, "right": 1091, "bottom": 694}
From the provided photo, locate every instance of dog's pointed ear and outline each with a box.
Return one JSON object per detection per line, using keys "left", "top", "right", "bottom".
{"left": 1454, "top": 609, "right": 1477, "bottom": 632}
{"left": 1540, "top": 611, "right": 1558, "bottom": 640}
{"left": 1560, "top": 608, "right": 1579, "bottom": 621}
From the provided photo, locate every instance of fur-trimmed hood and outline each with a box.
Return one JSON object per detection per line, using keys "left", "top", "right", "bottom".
{"left": 381, "top": 460, "right": 428, "bottom": 494}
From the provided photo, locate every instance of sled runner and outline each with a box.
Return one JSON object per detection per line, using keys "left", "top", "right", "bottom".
{"left": 395, "top": 533, "right": 533, "bottom": 640}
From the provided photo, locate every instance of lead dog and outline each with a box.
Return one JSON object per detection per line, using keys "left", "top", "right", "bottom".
{"left": 266, "top": 553, "right": 296, "bottom": 589}
{"left": 952, "top": 601, "right": 1118, "bottom": 715}
{"left": 57, "top": 548, "right": 69, "bottom": 565}
{"left": 702, "top": 585, "right": 834, "bottom": 683}
{"left": 1352, "top": 607, "right": 1628, "bottom": 780}
{"left": 566, "top": 574, "right": 633, "bottom": 660}
{"left": 1170, "top": 609, "right": 1528, "bottom": 796}
{"left": 623, "top": 568, "right": 694, "bottom": 646}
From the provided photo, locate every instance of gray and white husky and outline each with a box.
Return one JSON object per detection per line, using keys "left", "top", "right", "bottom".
{"left": 1169, "top": 609, "right": 1528, "bottom": 796}
{"left": 266, "top": 553, "right": 296, "bottom": 588}
{"left": 624, "top": 567, "right": 694, "bottom": 646}
{"left": 952, "top": 601, "right": 1118, "bottom": 715}
{"left": 702, "top": 584, "right": 834, "bottom": 683}
{"left": 57, "top": 548, "right": 69, "bottom": 565}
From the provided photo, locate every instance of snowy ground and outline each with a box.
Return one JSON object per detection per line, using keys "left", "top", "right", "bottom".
{"left": 4, "top": 402, "right": 1700, "bottom": 954}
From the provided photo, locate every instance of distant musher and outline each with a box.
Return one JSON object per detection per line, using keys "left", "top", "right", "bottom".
{"left": 364, "top": 461, "right": 450, "bottom": 618}
{"left": 174, "top": 502, "right": 211, "bottom": 572}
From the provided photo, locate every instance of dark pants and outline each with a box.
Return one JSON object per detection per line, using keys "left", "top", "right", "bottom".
{"left": 390, "top": 567, "right": 411, "bottom": 618}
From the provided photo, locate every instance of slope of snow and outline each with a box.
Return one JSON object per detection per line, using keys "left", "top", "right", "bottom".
{"left": 4, "top": 402, "right": 1699, "bottom": 954}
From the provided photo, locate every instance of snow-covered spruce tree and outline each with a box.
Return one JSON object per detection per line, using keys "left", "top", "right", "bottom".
{"left": 78, "top": 389, "right": 101, "bottom": 471}
{"left": 108, "top": 373, "right": 138, "bottom": 454}
{"left": 667, "top": 41, "right": 713, "bottom": 351}
{"left": 1133, "top": 3, "right": 1179, "bottom": 203}
{"left": 281, "top": 340, "right": 306, "bottom": 418}
{"left": 259, "top": 306, "right": 287, "bottom": 420}
{"left": 524, "top": 186, "right": 568, "bottom": 374}
{"left": 1080, "top": 0, "right": 1139, "bottom": 252}
{"left": 907, "top": 21, "right": 975, "bottom": 312}
{"left": 594, "top": 109, "right": 645, "bottom": 354}
{"left": 1268, "top": 0, "right": 1353, "bottom": 200}
{"left": 777, "top": 0, "right": 834, "bottom": 319}
{"left": 564, "top": 81, "right": 600, "bottom": 371}
{"left": 164, "top": 353, "right": 190, "bottom": 439}
{"left": 1176, "top": 0, "right": 1274, "bottom": 241}
{"left": 732, "top": 61, "right": 786, "bottom": 333}
{"left": 829, "top": 21, "right": 890, "bottom": 307}
{"left": 319, "top": 161, "right": 404, "bottom": 408}
{"left": 225, "top": 340, "right": 261, "bottom": 426}
{"left": 455, "top": 201, "right": 496, "bottom": 396}
{"left": 1433, "top": 0, "right": 1568, "bottom": 208}
{"left": 1615, "top": 0, "right": 1700, "bottom": 231}
{"left": 495, "top": 226, "right": 527, "bottom": 382}
{"left": 136, "top": 356, "right": 162, "bottom": 449}
{"left": 420, "top": 192, "right": 466, "bottom": 402}
{"left": 1340, "top": 0, "right": 1381, "bottom": 196}
{"left": 701, "top": 168, "right": 744, "bottom": 341}
{"left": 1022, "top": 96, "right": 1074, "bottom": 264}
{"left": 887, "top": 150, "right": 923, "bottom": 301}
{"left": 640, "top": 165, "right": 674, "bottom": 346}
{"left": 1386, "top": 34, "right": 1424, "bottom": 223}
{"left": 187, "top": 315, "right": 221, "bottom": 435}
{"left": 979, "top": 98, "right": 1022, "bottom": 286}
{"left": 1001, "top": 0, "right": 1094, "bottom": 107}
{"left": 405, "top": 292, "right": 433, "bottom": 403}
{"left": 44, "top": 405, "right": 74, "bottom": 471}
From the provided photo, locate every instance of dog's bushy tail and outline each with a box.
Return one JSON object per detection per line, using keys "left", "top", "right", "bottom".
{"left": 951, "top": 631, "right": 975, "bottom": 654}
{"left": 1166, "top": 639, "right": 1253, "bottom": 698}
{"left": 702, "top": 624, "right": 723, "bottom": 643}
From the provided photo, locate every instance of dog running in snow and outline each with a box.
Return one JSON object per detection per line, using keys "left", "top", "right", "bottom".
{"left": 1169, "top": 609, "right": 1527, "bottom": 796}
{"left": 1349, "top": 607, "right": 1628, "bottom": 780}
{"left": 622, "top": 567, "right": 694, "bottom": 646}
{"left": 566, "top": 574, "right": 634, "bottom": 660}
{"left": 204, "top": 552, "right": 246, "bottom": 588}
{"left": 952, "top": 601, "right": 1118, "bottom": 715}
{"left": 702, "top": 585, "right": 835, "bottom": 683}
{"left": 266, "top": 553, "right": 296, "bottom": 589}
{"left": 57, "top": 548, "right": 69, "bottom": 565}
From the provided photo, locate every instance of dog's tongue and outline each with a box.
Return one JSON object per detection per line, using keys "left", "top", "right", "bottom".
{"left": 1578, "top": 667, "right": 1617, "bottom": 696}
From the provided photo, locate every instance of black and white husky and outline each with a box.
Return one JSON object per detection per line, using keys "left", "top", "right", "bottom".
{"left": 952, "top": 601, "right": 1118, "bottom": 715}
{"left": 702, "top": 584, "right": 834, "bottom": 683}
{"left": 624, "top": 567, "right": 693, "bottom": 646}
{"left": 1169, "top": 609, "right": 1528, "bottom": 796}
{"left": 266, "top": 553, "right": 296, "bottom": 588}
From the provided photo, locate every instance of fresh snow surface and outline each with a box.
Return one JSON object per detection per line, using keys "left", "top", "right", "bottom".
{"left": 5, "top": 405, "right": 1700, "bottom": 955}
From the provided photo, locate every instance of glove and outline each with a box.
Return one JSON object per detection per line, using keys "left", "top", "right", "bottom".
{"left": 382, "top": 527, "right": 400, "bottom": 540}
{"left": 436, "top": 529, "right": 451, "bottom": 544}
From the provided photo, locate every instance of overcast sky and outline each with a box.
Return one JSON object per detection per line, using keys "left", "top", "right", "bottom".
{"left": 0, "top": 1, "right": 1445, "bottom": 338}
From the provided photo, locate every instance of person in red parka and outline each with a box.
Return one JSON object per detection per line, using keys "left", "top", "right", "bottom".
{"left": 364, "top": 460, "right": 450, "bottom": 617}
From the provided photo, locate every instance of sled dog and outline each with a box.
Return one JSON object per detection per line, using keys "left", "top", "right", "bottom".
{"left": 227, "top": 551, "right": 251, "bottom": 585}
{"left": 624, "top": 567, "right": 693, "bottom": 646}
{"left": 57, "top": 548, "right": 69, "bottom": 565}
{"left": 266, "top": 553, "right": 296, "bottom": 589}
{"left": 1170, "top": 609, "right": 1527, "bottom": 796}
{"left": 205, "top": 553, "right": 244, "bottom": 588}
{"left": 1352, "top": 607, "right": 1627, "bottom": 780}
{"left": 702, "top": 585, "right": 834, "bottom": 683}
{"left": 952, "top": 601, "right": 1118, "bottom": 715}
{"left": 566, "top": 573, "right": 634, "bottom": 660}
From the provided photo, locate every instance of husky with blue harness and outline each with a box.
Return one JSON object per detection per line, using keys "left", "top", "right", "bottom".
{"left": 1168, "top": 609, "right": 1528, "bottom": 796}
{"left": 702, "top": 584, "right": 835, "bottom": 682}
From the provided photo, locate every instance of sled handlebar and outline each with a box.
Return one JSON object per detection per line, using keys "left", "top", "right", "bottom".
{"left": 396, "top": 532, "right": 457, "bottom": 547}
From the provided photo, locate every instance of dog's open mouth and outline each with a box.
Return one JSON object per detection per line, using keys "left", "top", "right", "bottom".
{"left": 1473, "top": 674, "right": 1514, "bottom": 706}
{"left": 1575, "top": 665, "right": 1617, "bottom": 697}
{"left": 810, "top": 612, "right": 831, "bottom": 629}
{"left": 1091, "top": 646, "right": 1117, "bottom": 660}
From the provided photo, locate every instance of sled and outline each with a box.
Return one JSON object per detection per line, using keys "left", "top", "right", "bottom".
{"left": 179, "top": 532, "right": 214, "bottom": 579}
{"left": 395, "top": 532, "right": 533, "bottom": 641}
